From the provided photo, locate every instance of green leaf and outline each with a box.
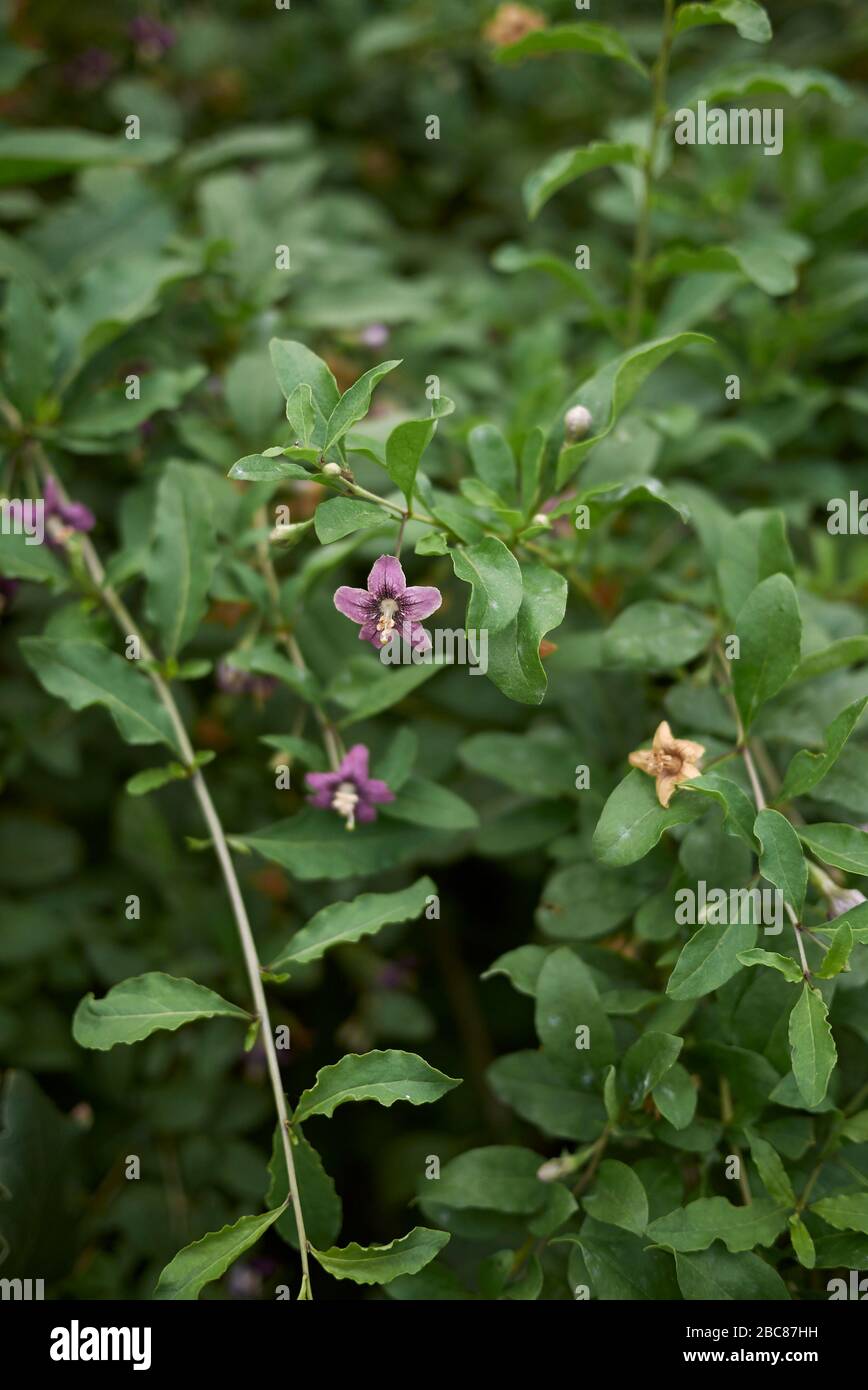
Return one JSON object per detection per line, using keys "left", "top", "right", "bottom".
{"left": 383, "top": 777, "right": 478, "bottom": 831}
{"left": 731, "top": 574, "right": 802, "bottom": 731}
{"left": 468, "top": 424, "right": 516, "bottom": 500}
{"left": 716, "top": 509, "right": 794, "bottom": 622}
{"left": 429, "top": 1146, "right": 548, "bottom": 1214}
{"left": 145, "top": 461, "right": 218, "bottom": 660}
{"left": 558, "top": 1220, "right": 680, "bottom": 1299}
{"left": 744, "top": 1128, "right": 796, "bottom": 1207}
{"left": 384, "top": 417, "right": 435, "bottom": 504}
{"left": 737, "top": 948, "right": 803, "bottom": 983}
{"left": 582, "top": 1160, "right": 649, "bottom": 1235}
{"left": 535, "top": 946, "right": 615, "bottom": 1070}
{"left": 239, "top": 806, "right": 437, "bottom": 881}
{"left": 797, "top": 823, "right": 868, "bottom": 876}
{"left": 294, "top": 1049, "right": 460, "bottom": 1122}
{"left": 286, "top": 382, "right": 317, "bottom": 446}
{"left": 778, "top": 698, "right": 868, "bottom": 803}
{"left": 487, "top": 1050, "right": 606, "bottom": 1141}
{"left": 4, "top": 277, "right": 54, "bottom": 416}
{"left": 681, "top": 774, "right": 758, "bottom": 850}
{"left": 21, "top": 638, "right": 179, "bottom": 752}
{"left": 603, "top": 601, "right": 713, "bottom": 670}
{"left": 72, "top": 972, "right": 250, "bottom": 1050}
{"left": 650, "top": 234, "right": 803, "bottom": 296}
{"left": 754, "top": 808, "right": 807, "bottom": 918}
{"left": 0, "top": 1072, "right": 76, "bottom": 1279}
{"left": 269, "top": 338, "right": 339, "bottom": 445}
{"left": 523, "top": 141, "right": 641, "bottom": 220}
{"left": 687, "top": 64, "right": 851, "bottom": 107}
{"left": 0, "top": 129, "right": 176, "bottom": 185}
{"left": 810, "top": 1193, "right": 868, "bottom": 1236}
{"left": 593, "top": 768, "right": 708, "bottom": 868}
{"left": 126, "top": 752, "right": 214, "bottom": 797}
{"left": 622, "top": 1032, "right": 683, "bottom": 1109}
{"left": 61, "top": 365, "right": 206, "bottom": 441}
{"left": 267, "top": 1126, "right": 341, "bottom": 1252}
{"left": 556, "top": 334, "right": 711, "bottom": 488}
{"left": 497, "top": 23, "right": 648, "bottom": 81}
{"left": 789, "top": 1215, "right": 815, "bottom": 1269}
{"left": 311, "top": 1227, "right": 449, "bottom": 1285}
{"left": 451, "top": 537, "right": 523, "bottom": 634}
{"left": 652, "top": 1062, "right": 697, "bottom": 1130}
{"left": 647, "top": 1197, "right": 789, "bottom": 1252}
{"left": 667, "top": 920, "right": 757, "bottom": 1000}
{"left": 155, "top": 1208, "right": 285, "bottom": 1299}
{"left": 815, "top": 922, "right": 853, "bottom": 980}
{"left": 314, "top": 496, "right": 389, "bottom": 544}
{"left": 675, "top": 1, "right": 772, "bottom": 43}
{"left": 323, "top": 359, "right": 401, "bottom": 452}
{"left": 485, "top": 561, "right": 567, "bottom": 705}
{"left": 330, "top": 653, "right": 444, "bottom": 724}
{"left": 795, "top": 636, "right": 868, "bottom": 683}
{"left": 789, "top": 983, "right": 837, "bottom": 1108}
{"left": 0, "top": 529, "right": 68, "bottom": 588}
{"left": 840, "top": 1111, "right": 868, "bottom": 1143}
{"left": 674, "top": 1246, "right": 789, "bottom": 1299}
{"left": 228, "top": 453, "right": 315, "bottom": 481}
{"left": 268, "top": 877, "right": 436, "bottom": 973}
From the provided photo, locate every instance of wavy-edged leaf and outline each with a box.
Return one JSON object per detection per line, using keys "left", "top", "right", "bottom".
{"left": 21, "top": 637, "right": 179, "bottom": 752}
{"left": 497, "top": 23, "right": 648, "bottom": 80}
{"left": 311, "top": 1227, "right": 449, "bottom": 1285}
{"left": 788, "top": 983, "right": 836, "bottom": 1108}
{"left": 593, "top": 768, "right": 708, "bottom": 867}
{"left": 268, "top": 877, "right": 436, "bottom": 973}
{"left": 451, "top": 536, "right": 522, "bottom": 634}
{"left": 72, "top": 972, "right": 250, "bottom": 1050}
{"left": 524, "top": 140, "right": 641, "bottom": 220}
{"left": 294, "top": 1049, "right": 460, "bottom": 1122}
{"left": 155, "top": 1208, "right": 284, "bottom": 1299}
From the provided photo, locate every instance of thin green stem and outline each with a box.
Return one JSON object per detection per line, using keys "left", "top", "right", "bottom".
{"left": 626, "top": 0, "right": 675, "bottom": 344}
{"left": 44, "top": 464, "right": 313, "bottom": 1298}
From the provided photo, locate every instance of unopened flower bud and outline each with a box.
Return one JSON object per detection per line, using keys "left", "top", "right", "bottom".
{"left": 537, "top": 1153, "right": 580, "bottom": 1183}
{"left": 829, "top": 887, "right": 867, "bottom": 919}
{"left": 322, "top": 461, "right": 342, "bottom": 477}
{"left": 531, "top": 512, "right": 551, "bottom": 528}
{"left": 564, "top": 404, "right": 592, "bottom": 440}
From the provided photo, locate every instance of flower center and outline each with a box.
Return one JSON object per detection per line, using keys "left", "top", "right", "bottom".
{"left": 331, "top": 780, "right": 359, "bottom": 830}
{"left": 376, "top": 597, "right": 399, "bottom": 644}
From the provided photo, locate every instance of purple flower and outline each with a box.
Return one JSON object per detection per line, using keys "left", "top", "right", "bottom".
{"left": 129, "top": 17, "right": 176, "bottom": 57}
{"left": 306, "top": 744, "right": 394, "bottom": 830}
{"left": 215, "top": 659, "right": 277, "bottom": 701}
{"left": 63, "top": 48, "right": 118, "bottom": 91}
{"left": 42, "top": 477, "right": 95, "bottom": 548}
{"left": 360, "top": 323, "right": 390, "bottom": 349}
{"left": 334, "top": 555, "right": 441, "bottom": 653}
{"left": 0, "top": 577, "right": 19, "bottom": 618}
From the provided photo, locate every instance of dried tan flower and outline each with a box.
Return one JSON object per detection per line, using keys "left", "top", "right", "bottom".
{"left": 483, "top": 5, "right": 546, "bottom": 49}
{"left": 629, "top": 720, "right": 705, "bottom": 808}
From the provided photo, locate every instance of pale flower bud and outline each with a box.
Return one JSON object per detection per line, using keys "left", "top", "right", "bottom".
{"left": 564, "top": 404, "right": 592, "bottom": 440}
{"left": 322, "top": 461, "right": 342, "bottom": 477}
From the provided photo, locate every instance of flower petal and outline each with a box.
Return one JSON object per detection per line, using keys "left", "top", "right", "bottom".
{"left": 368, "top": 554, "right": 406, "bottom": 599}
{"left": 675, "top": 739, "right": 705, "bottom": 764}
{"left": 359, "top": 617, "right": 382, "bottom": 648}
{"left": 405, "top": 621, "right": 432, "bottom": 652}
{"left": 334, "top": 586, "right": 376, "bottom": 625}
{"left": 656, "top": 772, "right": 679, "bottom": 808}
{"left": 341, "top": 744, "right": 370, "bottom": 783}
{"left": 363, "top": 778, "right": 395, "bottom": 805}
{"left": 355, "top": 801, "right": 378, "bottom": 823}
{"left": 400, "top": 585, "right": 441, "bottom": 621}
{"left": 306, "top": 770, "right": 338, "bottom": 799}
{"left": 652, "top": 721, "right": 673, "bottom": 753}
{"left": 629, "top": 749, "right": 656, "bottom": 775}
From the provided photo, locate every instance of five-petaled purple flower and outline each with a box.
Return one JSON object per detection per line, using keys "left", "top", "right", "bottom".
{"left": 334, "top": 555, "right": 441, "bottom": 652}
{"left": 43, "top": 477, "right": 95, "bottom": 548}
{"left": 306, "top": 744, "right": 394, "bottom": 831}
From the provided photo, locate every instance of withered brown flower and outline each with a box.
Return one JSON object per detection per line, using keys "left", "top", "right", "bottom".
{"left": 483, "top": 5, "right": 546, "bottom": 49}
{"left": 629, "top": 720, "right": 705, "bottom": 808}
